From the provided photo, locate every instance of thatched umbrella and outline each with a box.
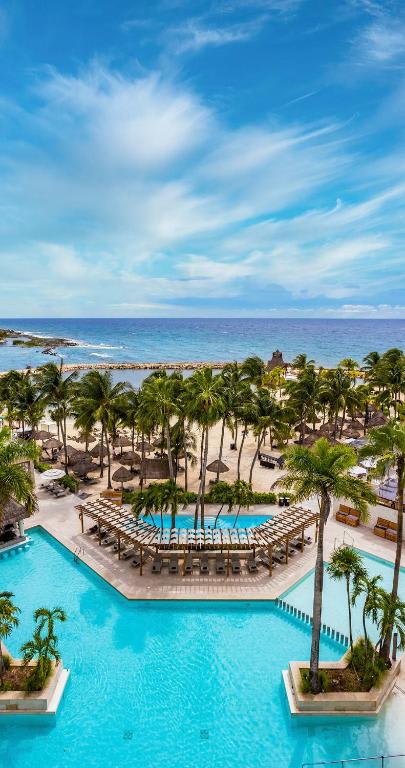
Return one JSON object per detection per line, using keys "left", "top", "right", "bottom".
{"left": 367, "top": 412, "right": 387, "bottom": 428}
{"left": 345, "top": 419, "right": 363, "bottom": 431}
{"left": 43, "top": 437, "right": 62, "bottom": 450}
{"left": 302, "top": 433, "right": 318, "bottom": 446}
{"left": 112, "top": 466, "right": 133, "bottom": 489}
{"left": 341, "top": 428, "right": 360, "bottom": 439}
{"left": 90, "top": 442, "right": 105, "bottom": 458}
{"left": 206, "top": 459, "right": 229, "bottom": 474}
{"left": 113, "top": 435, "right": 132, "bottom": 455}
{"left": 318, "top": 422, "right": 335, "bottom": 434}
{"left": 120, "top": 451, "right": 141, "bottom": 468}
{"left": 73, "top": 461, "right": 97, "bottom": 478}
{"left": 294, "top": 423, "right": 312, "bottom": 435}
{"left": 32, "top": 429, "right": 56, "bottom": 441}
{"left": 136, "top": 440, "right": 152, "bottom": 453}
{"left": 69, "top": 451, "right": 93, "bottom": 465}
{"left": 74, "top": 432, "right": 97, "bottom": 445}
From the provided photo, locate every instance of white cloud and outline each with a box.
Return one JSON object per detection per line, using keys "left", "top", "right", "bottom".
{"left": 167, "top": 16, "right": 266, "bottom": 53}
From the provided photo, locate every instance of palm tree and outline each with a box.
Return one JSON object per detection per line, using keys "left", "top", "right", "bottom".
{"left": 352, "top": 573, "right": 382, "bottom": 661}
{"left": 33, "top": 607, "right": 67, "bottom": 660}
{"left": 232, "top": 480, "right": 254, "bottom": 527}
{"left": 0, "top": 370, "right": 26, "bottom": 427}
{"left": 283, "top": 438, "right": 376, "bottom": 693}
{"left": 35, "top": 361, "right": 78, "bottom": 474}
{"left": 248, "top": 389, "right": 280, "bottom": 484}
{"left": 0, "top": 427, "right": 37, "bottom": 523}
{"left": 185, "top": 369, "right": 224, "bottom": 527}
{"left": 240, "top": 355, "right": 266, "bottom": 387}
{"left": 376, "top": 591, "right": 405, "bottom": 659}
{"left": 0, "top": 591, "right": 20, "bottom": 680}
{"left": 321, "top": 367, "right": 351, "bottom": 437}
{"left": 75, "top": 371, "right": 128, "bottom": 488}
{"left": 139, "top": 376, "right": 178, "bottom": 481}
{"left": 20, "top": 605, "right": 66, "bottom": 687}
{"left": 327, "top": 546, "right": 366, "bottom": 653}
{"left": 14, "top": 372, "right": 45, "bottom": 436}
{"left": 122, "top": 389, "right": 140, "bottom": 452}
{"left": 359, "top": 421, "right": 405, "bottom": 661}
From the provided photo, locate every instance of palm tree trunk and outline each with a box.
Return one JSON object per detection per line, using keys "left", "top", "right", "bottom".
{"left": 195, "top": 429, "right": 205, "bottom": 527}
{"left": 200, "top": 426, "right": 209, "bottom": 528}
{"left": 0, "top": 644, "right": 4, "bottom": 681}
{"left": 165, "top": 423, "right": 174, "bottom": 481}
{"left": 214, "top": 503, "right": 224, "bottom": 528}
{"left": 237, "top": 426, "right": 247, "bottom": 480}
{"left": 100, "top": 427, "right": 104, "bottom": 478}
{"left": 140, "top": 430, "right": 145, "bottom": 491}
{"left": 382, "top": 458, "right": 404, "bottom": 661}
{"left": 249, "top": 430, "right": 264, "bottom": 485}
{"left": 61, "top": 414, "right": 68, "bottom": 475}
{"left": 310, "top": 495, "right": 328, "bottom": 693}
{"left": 105, "top": 429, "right": 112, "bottom": 489}
{"left": 339, "top": 405, "right": 347, "bottom": 439}
{"left": 346, "top": 575, "right": 354, "bottom": 653}
{"left": 183, "top": 431, "right": 188, "bottom": 492}
{"left": 217, "top": 417, "right": 226, "bottom": 483}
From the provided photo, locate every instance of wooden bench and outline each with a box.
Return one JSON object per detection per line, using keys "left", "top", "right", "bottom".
{"left": 335, "top": 503, "right": 360, "bottom": 527}
{"left": 100, "top": 489, "right": 122, "bottom": 506}
{"left": 373, "top": 517, "right": 398, "bottom": 542}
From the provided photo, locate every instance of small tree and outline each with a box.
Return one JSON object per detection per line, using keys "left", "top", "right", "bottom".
{"left": 20, "top": 605, "right": 66, "bottom": 691}
{"left": 352, "top": 573, "right": 382, "bottom": 662}
{"left": 0, "top": 591, "right": 20, "bottom": 681}
{"left": 376, "top": 591, "right": 405, "bottom": 661}
{"left": 327, "top": 546, "right": 367, "bottom": 653}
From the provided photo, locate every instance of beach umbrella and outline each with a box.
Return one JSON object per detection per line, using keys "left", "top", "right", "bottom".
{"left": 112, "top": 435, "right": 132, "bottom": 455}
{"left": 344, "top": 419, "right": 364, "bottom": 431}
{"left": 90, "top": 442, "right": 105, "bottom": 458}
{"left": 341, "top": 428, "right": 360, "bottom": 439}
{"left": 41, "top": 468, "right": 65, "bottom": 484}
{"left": 32, "top": 429, "right": 56, "bottom": 441}
{"left": 136, "top": 440, "right": 152, "bottom": 452}
{"left": 112, "top": 466, "right": 133, "bottom": 488}
{"left": 120, "top": 451, "right": 141, "bottom": 467}
{"left": 206, "top": 460, "right": 229, "bottom": 474}
{"left": 43, "top": 437, "right": 62, "bottom": 450}
{"left": 367, "top": 412, "right": 387, "bottom": 428}
{"left": 73, "top": 432, "right": 97, "bottom": 445}
{"left": 69, "top": 451, "right": 93, "bottom": 465}
{"left": 140, "top": 458, "right": 170, "bottom": 480}
{"left": 73, "top": 461, "right": 97, "bottom": 478}
{"left": 318, "top": 422, "right": 335, "bottom": 434}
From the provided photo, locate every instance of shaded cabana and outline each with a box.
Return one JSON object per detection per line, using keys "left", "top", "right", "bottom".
{"left": 140, "top": 458, "right": 171, "bottom": 481}
{"left": 267, "top": 350, "right": 288, "bottom": 371}
{"left": 113, "top": 435, "right": 132, "bottom": 454}
{"left": 136, "top": 440, "right": 152, "bottom": 453}
{"left": 120, "top": 451, "right": 141, "bottom": 468}
{"left": 32, "top": 429, "right": 56, "bottom": 441}
{"left": 112, "top": 466, "right": 133, "bottom": 489}
{"left": 0, "top": 498, "right": 29, "bottom": 544}
{"left": 43, "top": 437, "right": 62, "bottom": 450}
{"left": 206, "top": 459, "right": 229, "bottom": 474}
{"left": 73, "top": 460, "right": 97, "bottom": 478}
{"left": 69, "top": 450, "right": 93, "bottom": 465}
{"left": 74, "top": 432, "right": 97, "bottom": 445}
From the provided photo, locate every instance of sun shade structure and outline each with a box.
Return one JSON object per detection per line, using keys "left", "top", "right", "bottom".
{"left": 136, "top": 441, "right": 152, "bottom": 452}
{"left": 90, "top": 443, "right": 105, "bottom": 458}
{"left": 267, "top": 350, "right": 288, "bottom": 371}
{"left": 140, "top": 458, "right": 171, "bottom": 480}
{"left": 206, "top": 459, "right": 229, "bottom": 474}
{"left": 112, "top": 466, "right": 133, "bottom": 486}
{"left": 69, "top": 451, "right": 93, "bottom": 465}
{"left": 120, "top": 451, "right": 141, "bottom": 466}
{"left": 77, "top": 499, "right": 318, "bottom": 575}
{"left": 43, "top": 437, "right": 62, "bottom": 450}
{"left": 113, "top": 436, "right": 132, "bottom": 448}
{"left": 32, "top": 429, "right": 56, "bottom": 441}
{"left": 367, "top": 412, "right": 387, "bottom": 428}
{"left": 73, "top": 461, "right": 97, "bottom": 477}
{"left": 74, "top": 433, "right": 97, "bottom": 444}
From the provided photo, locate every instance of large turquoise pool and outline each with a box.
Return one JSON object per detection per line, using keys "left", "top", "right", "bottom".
{"left": 283, "top": 550, "right": 405, "bottom": 640}
{"left": 1, "top": 529, "right": 404, "bottom": 768}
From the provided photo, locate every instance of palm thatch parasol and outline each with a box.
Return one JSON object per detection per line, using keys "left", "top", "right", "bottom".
{"left": 136, "top": 440, "right": 152, "bottom": 453}
{"left": 74, "top": 432, "right": 97, "bottom": 445}
{"left": 112, "top": 466, "right": 133, "bottom": 488}
{"left": 140, "top": 458, "right": 170, "bottom": 480}
{"left": 206, "top": 459, "right": 229, "bottom": 474}
{"left": 32, "top": 429, "right": 56, "bottom": 441}
{"left": 345, "top": 419, "right": 364, "bottom": 431}
{"left": 318, "top": 422, "right": 335, "bottom": 434}
{"left": 69, "top": 451, "right": 93, "bottom": 465}
{"left": 120, "top": 451, "right": 141, "bottom": 467}
{"left": 367, "top": 412, "right": 387, "bottom": 428}
{"left": 90, "top": 442, "right": 105, "bottom": 458}
{"left": 43, "top": 437, "right": 62, "bottom": 450}
{"left": 73, "top": 460, "right": 97, "bottom": 477}
{"left": 113, "top": 435, "right": 132, "bottom": 448}
{"left": 341, "top": 428, "right": 360, "bottom": 439}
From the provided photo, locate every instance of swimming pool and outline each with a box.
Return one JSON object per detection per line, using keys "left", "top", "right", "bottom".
{"left": 282, "top": 550, "right": 405, "bottom": 640}
{"left": 1, "top": 529, "right": 404, "bottom": 768}
{"left": 143, "top": 513, "right": 271, "bottom": 529}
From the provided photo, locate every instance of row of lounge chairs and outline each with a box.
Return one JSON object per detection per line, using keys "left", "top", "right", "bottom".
{"left": 41, "top": 481, "right": 69, "bottom": 498}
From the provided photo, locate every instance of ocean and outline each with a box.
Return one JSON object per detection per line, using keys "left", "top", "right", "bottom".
{"left": 0, "top": 318, "right": 404, "bottom": 378}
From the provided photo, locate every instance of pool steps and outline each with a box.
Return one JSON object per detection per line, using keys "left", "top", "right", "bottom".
{"left": 275, "top": 598, "right": 349, "bottom": 647}
{"left": 0, "top": 538, "right": 31, "bottom": 558}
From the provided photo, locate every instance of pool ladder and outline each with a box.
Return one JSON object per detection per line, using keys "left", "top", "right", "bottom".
{"left": 73, "top": 546, "right": 84, "bottom": 562}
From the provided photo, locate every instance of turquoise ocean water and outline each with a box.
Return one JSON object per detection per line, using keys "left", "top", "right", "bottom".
{"left": 0, "top": 318, "right": 404, "bottom": 374}
{"left": 1, "top": 528, "right": 405, "bottom": 768}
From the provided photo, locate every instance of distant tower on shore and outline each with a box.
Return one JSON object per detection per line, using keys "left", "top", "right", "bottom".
{"left": 266, "top": 350, "right": 288, "bottom": 371}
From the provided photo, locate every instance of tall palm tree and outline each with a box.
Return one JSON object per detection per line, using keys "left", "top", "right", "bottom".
{"left": 232, "top": 479, "right": 254, "bottom": 527}
{"left": 185, "top": 369, "right": 224, "bottom": 527}
{"left": 321, "top": 367, "right": 351, "bottom": 437}
{"left": 240, "top": 355, "right": 266, "bottom": 387}
{"left": 283, "top": 438, "right": 375, "bottom": 693}
{"left": 327, "top": 546, "right": 366, "bottom": 653}
{"left": 352, "top": 573, "right": 382, "bottom": 662}
{"left": 359, "top": 421, "right": 405, "bottom": 661}
{"left": 0, "top": 591, "right": 20, "bottom": 680}
{"left": 0, "top": 427, "right": 37, "bottom": 523}
{"left": 35, "top": 361, "right": 78, "bottom": 474}
{"left": 33, "top": 607, "right": 67, "bottom": 662}
{"left": 139, "top": 376, "right": 178, "bottom": 481}
{"left": 75, "top": 371, "right": 128, "bottom": 488}
{"left": 0, "top": 370, "right": 26, "bottom": 427}
{"left": 15, "top": 374, "right": 46, "bottom": 436}
{"left": 248, "top": 388, "right": 280, "bottom": 485}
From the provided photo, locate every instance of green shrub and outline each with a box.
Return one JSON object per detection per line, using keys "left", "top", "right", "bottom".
{"left": 58, "top": 475, "right": 79, "bottom": 493}
{"left": 346, "top": 638, "right": 386, "bottom": 689}
{"left": 123, "top": 486, "right": 276, "bottom": 507}
{"left": 23, "top": 659, "right": 51, "bottom": 692}
{"left": 2, "top": 654, "right": 11, "bottom": 671}
{"left": 0, "top": 679, "right": 12, "bottom": 692}
{"left": 34, "top": 461, "right": 52, "bottom": 473}
{"left": 300, "top": 669, "right": 330, "bottom": 694}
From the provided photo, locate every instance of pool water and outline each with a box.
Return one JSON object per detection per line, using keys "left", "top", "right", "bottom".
{"left": 143, "top": 513, "right": 271, "bottom": 529}
{"left": 0, "top": 529, "right": 404, "bottom": 767}
{"left": 283, "top": 550, "right": 405, "bottom": 640}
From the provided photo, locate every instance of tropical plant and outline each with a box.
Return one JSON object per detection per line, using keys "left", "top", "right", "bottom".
{"left": 20, "top": 606, "right": 66, "bottom": 691}
{"left": 0, "top": 427, "right": 37, "bottom": 523}
{"left": 0, "top": 592, "right": 20, "bottom": 681}
{"left": 283, "top": 438, "right": 376, "bottom": 693}
{"left": 359, "top": 421, "right": 405, "bottom": 660}
{"left": 139, "top": 376, "right": 178, "bottom": 481}
{"left": 327, "top": 546, "right": 367, "bottom": 653}
{"left": 35, "top": 361, "right": 78, "bottom": 474}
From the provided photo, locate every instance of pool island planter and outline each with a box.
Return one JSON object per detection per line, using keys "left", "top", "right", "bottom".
{"left": 0, "top": 657, "right": 70, "bottom": 715}
{"left": 283, "top": 657, "right": 401, "bottom": 717}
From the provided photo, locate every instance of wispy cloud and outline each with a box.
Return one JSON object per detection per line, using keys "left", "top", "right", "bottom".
{"left": 166, "top": 15, "right": 267, "bottom": 53}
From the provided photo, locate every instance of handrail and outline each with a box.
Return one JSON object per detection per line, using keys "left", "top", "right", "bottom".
{"left": 302, "top": 755, "right": 405, "bottom": 767}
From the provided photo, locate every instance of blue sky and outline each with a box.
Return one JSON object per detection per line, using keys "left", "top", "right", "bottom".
{"left": 1, "top": 0, "right": 405, "bottom": 318}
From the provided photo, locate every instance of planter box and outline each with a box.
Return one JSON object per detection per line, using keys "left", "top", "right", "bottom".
{"left": 0, "top": 658, "right": 70, "bottom": 715}
{"left": 284, "top": 656, "right": 401, "bottom": 717}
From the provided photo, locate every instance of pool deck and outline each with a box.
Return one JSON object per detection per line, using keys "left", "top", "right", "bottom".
{"left": 24, "top": 480, "right": 405, "bottom": 602}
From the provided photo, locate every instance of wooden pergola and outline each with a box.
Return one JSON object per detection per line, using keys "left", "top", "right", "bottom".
{"left": 76, "top": 499, "right": 319, "bottom": 576}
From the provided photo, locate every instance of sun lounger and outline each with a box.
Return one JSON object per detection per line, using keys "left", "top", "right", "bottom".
{"left": 247, "top": 553, "right": 258, "bottom": 573}
{"left": 152, "top": 554, "right": 163, "bottom": 574}
{"left": 272, "top": 548, "right": 287, "bottom": 565}
{"left": 103, "top": 534, "right": 117, "bottom": 547}
{"left": 215, "top": 553, "right": 225, "bottom": 574}
{"left": 184, "top": 552, "right": 193, "bottom": 574}
{"left": 121, "top": 548, "right": 137, "bottom": 561}
{"left": 169, "top": 554, "right": 179, "bottom": 574}
{"left": 231, "top": 553, "right": 241, "bottom": 574}
{"left": 85, "top": 524, "right": 98, "bottom": 535}
{"left": 200, "top": 554, "right": 209, "bottom": 574}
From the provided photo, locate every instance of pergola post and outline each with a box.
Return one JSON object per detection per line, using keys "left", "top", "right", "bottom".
{"left": 285, "top": 536, "right": 289, "bottom": 564}
{"left": 301, "top": 524, "right": 305, "bottom": 551}
{"left": 80, "top": 511, "right": 84, "bottom": 533}
{"left": 98, "top": 518, "right": 101, "bottom": 546}
{"left": 268, "top": 545, "right": 272, "bottom": 577}
{"left": 140, "top": 544, "right": 143, "bottom": 575}
{"left": 118, "top": 535, "right": 121, "bottom": 560}
{"left": 227, "top": 549, "right": 230, "bottom": 577}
